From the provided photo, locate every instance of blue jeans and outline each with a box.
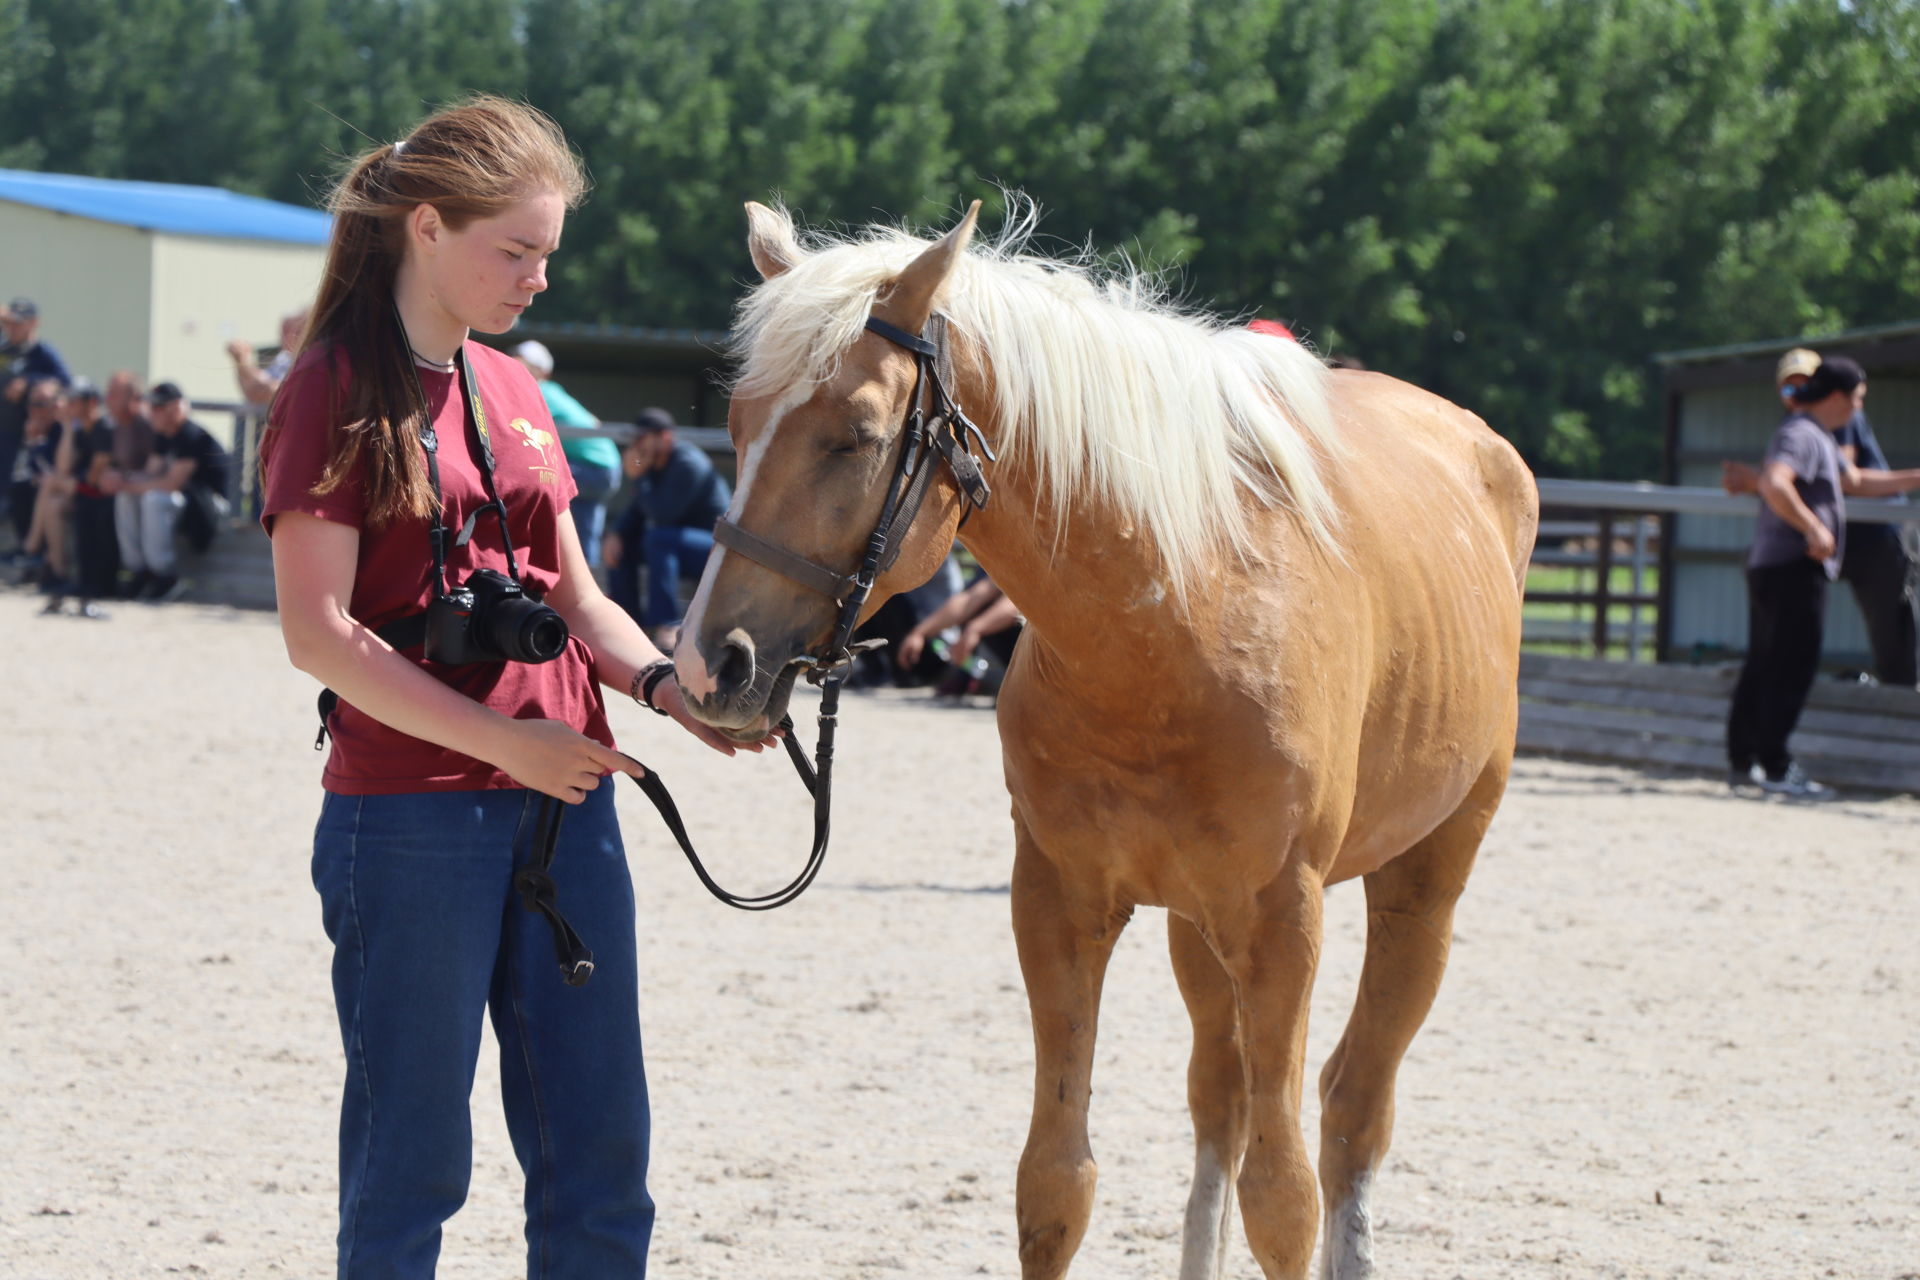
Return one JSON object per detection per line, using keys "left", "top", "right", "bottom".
{"left": 642, "top": 525, "right": 714, "bottom": 627}
{"left": 568, "top": 460, "right": 621, "bottom": 568}
{"left": 312, "top": 785, "right": 653, "bottom": 1279}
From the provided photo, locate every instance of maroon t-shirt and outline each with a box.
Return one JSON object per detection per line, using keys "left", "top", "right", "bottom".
{"left": 261, "top": 341, "right": 614, "bottom": 794}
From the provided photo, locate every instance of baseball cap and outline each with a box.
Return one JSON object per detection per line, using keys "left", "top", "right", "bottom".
{"left": 512, "top": 340, "right": 554, "bottom": 375}
{"left": 68, "top": 377, "right": 101, "bottom": 401}
{"left": 3, "top": 297, "right": 36, "bottom": 320}
{"left": 148, "top": 381, "right": 186, "bottom": 405}
{"left": 633, "top": 408, "right": 676, "bottom": 434}
{"left": 1774, "top": 347, "right": 1821, "bottom": 385}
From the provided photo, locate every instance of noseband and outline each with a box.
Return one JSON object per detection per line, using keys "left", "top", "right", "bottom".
{"left": 711, "top": 312, "right": 996, "bottom": 674}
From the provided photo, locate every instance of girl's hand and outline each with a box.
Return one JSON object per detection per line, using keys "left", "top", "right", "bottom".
{"left": 653, "top": 676, "right": 783, "bottom": 755}
{"left": 494, "top": 717, "right": 645, "bottom": 803}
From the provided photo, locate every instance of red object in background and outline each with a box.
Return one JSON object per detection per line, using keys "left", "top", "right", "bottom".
{"left": 1247, "top": 318, "right": 1295, "bottom": 340}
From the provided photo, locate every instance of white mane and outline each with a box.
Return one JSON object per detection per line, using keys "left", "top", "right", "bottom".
{"left": 731, "top": 203, "right": 1340, "bottom": 597}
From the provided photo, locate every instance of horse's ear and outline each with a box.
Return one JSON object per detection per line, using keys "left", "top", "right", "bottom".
{"left": 745, "top": 201, "right": 802, "bottom": 281}
{"left": 876, "top": 200, "right": 981, "bottom": 333}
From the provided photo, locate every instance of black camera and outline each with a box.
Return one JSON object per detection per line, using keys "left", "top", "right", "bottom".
{"left": 425, "top": 568, "right": 570, "bottom": 665}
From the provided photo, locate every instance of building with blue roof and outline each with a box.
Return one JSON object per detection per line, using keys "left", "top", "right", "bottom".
{"left": 0, "top": 170, "right": 331, "bottom": 414}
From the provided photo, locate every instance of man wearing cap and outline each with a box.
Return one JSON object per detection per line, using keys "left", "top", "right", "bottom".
{"left": 108, "top": 381, "right": 230, "bottom": 601}
{"left": 1724, "top": 347, "right": 1920, "bottom": 687}
{"left": 512, "top": 339, "right": 622, "bottom": 567}
{"left": 45, "top": 380, "right": 117, "bottom": 618}
{"left": 1, "top": 298, "right": 71, "bottom": 525}
{"left": 603, "top": 408, "right": 731, "bottom": 645}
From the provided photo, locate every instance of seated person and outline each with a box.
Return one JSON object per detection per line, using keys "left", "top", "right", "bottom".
{"left": 602, "top": 408, "right": 730, "bottom": 645}
{"left": 896, "top": 572, "right": 1024, "bottom": 696}
{"left": 44, "top": 379, "right": 116, "bottom": 618}
{"left": 108, "top": 381, "right": 230, "bottom": 601}
{"left": 10, "top": 379, "right": 66, "bottom": 583}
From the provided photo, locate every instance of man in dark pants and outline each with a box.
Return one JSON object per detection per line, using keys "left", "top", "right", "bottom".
{"left": 1726, "top": 357, "right": 1865, "bottom": 798}
{"left": 1832, "top": 410, "right": 1917, "bottom": 687}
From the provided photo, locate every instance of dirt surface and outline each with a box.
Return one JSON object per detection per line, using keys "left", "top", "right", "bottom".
{"left": 4, "top": 592, "right": 1917, "bottom": 1278}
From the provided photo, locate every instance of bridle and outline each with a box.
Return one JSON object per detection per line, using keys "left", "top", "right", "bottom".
{"left": 614, "top": 311, "right": 996, "bottom": 918}
{"left": 711, "top": 311, "right": 996, "bottom": 669}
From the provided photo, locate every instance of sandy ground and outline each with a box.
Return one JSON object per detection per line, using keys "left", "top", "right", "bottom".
{"left": 3, "top": 590, "right": 1918, "bottom": 1280}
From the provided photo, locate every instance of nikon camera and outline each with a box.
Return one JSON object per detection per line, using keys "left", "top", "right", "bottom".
{"left": 425, "top": 568, "right": 570, "bottom": 665}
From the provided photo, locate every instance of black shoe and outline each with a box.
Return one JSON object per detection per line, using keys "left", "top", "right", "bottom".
{"left": 38, "top": 595, "right": 67, "bottom": 616}
{"left": 1727, "top": 764, "right": 1762, "bottom": 793}
{"left": 142, "top": 573, "right": 183, "bottom": 603}
{"left": 123, "top": 569, "right": 153, "bottom": 600}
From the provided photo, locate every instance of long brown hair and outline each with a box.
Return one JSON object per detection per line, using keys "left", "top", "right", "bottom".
{"left": 293, "top": 95, "right": 587, "bottom": 526}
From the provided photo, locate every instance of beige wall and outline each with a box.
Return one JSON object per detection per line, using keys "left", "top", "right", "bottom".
{"left": 0, "top": 202, "right": 153, "bottom": 390}
{"left": 148, "top": 233, "right": 326, "bottom": 423}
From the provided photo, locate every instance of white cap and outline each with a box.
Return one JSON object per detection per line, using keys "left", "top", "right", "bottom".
{"left": 512, "top": 340, "right": 554, "bottom": 376}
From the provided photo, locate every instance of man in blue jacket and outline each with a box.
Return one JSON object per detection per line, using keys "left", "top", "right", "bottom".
{"left": 603, "top": 408, "right": 731, "bottom": 645}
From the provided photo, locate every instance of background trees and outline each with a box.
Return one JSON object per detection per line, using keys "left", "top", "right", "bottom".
{"left": 5, "top": 0, "right": 1916, "bottom": 477}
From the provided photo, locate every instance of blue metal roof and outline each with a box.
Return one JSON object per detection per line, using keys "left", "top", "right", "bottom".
{"left": 0, "top": 169, "right": 331, "bottom": 244}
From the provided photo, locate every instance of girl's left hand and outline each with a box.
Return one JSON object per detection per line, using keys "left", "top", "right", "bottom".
{"left": 654, "top": 675, "right": 783, "bottom": 755}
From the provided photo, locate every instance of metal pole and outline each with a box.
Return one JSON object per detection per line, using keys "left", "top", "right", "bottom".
{"left": 1592, "top": 513, "right": 1615, "bottom": 657}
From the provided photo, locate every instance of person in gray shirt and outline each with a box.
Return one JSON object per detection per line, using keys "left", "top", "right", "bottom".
{"left": 1726, "top": 356, "right": 1865, "bottom": 798}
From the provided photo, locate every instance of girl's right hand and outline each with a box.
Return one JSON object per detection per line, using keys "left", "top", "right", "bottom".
{"left": 494, "top": 717, "right": 645, "bottom": 803}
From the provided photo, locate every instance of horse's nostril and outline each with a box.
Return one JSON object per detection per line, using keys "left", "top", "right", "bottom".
{"left": 712, "top": 628, "right": 757, "bottom": 699}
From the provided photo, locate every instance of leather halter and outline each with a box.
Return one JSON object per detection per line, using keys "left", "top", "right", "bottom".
{"left": 711, "top": 312, "right": 996, "bottom": 672}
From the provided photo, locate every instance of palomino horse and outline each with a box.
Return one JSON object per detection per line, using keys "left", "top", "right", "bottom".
{"left": 674, "top": 201, "right": 1537, "bottom": 1280}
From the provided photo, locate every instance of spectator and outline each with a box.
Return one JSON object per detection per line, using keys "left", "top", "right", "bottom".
{"left": 1723, "top": 347, "right": 1920, "bottom": 687}
{"left": 512, "top": 339, "right": 621, "bottom": 567}
{"left": 603, "top": 408, "right": 730, "bottom": 646}
{"left": 1725, "top": 356, "right": 1868, "bottom": 799}
{"left": 103, "top": 371, "right": 155, "bottom": 596}
{"left": 846, "top": 551, "right": 966, "bottom": 687}
{"left": 225, "top": 308, "right": 308, "bottom": 407}
{"left": 45, "top": 379, "right": 115, "bottom": 618}
{"left": 895, "top": 571, "right": 1025, "bottom": 696}
{"left": 111, "top": 381, "right": 230, "bottom": 602}
{"left": 10, "top": 379, "right": 67, "bottom": 585}
{"left": 1, "top": 298, "right": 70, "bottom": 523}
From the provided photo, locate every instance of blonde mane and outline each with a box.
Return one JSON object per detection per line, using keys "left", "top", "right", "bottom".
{"left": 731, "top": 204, "right": 1340, "bottom": 597}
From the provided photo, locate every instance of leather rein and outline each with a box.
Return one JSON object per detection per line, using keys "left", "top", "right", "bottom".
{"left": 621, "top": 312, "right": 995, "bottom": 914}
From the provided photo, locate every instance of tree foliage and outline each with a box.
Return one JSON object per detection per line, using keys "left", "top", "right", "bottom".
{"left": 5, "top": 0, "right": 1918, "bottom": 476}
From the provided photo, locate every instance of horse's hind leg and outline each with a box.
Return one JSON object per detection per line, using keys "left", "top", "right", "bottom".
{"left": 1011, "top": 826, "right": 1125, "bottom": 1279}
{"left": 1316, "top": 760, "right": 1507, "bottom": 1279}
{"left": 1169, "top": 913, "right": 1249, "bottom": 1280}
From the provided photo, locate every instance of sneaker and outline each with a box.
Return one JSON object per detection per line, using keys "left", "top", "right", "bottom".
{"left": 122, "top": 569, "right": 153, "bottom": 600}
{"left": 142, "top": 573, "right": 184, "bottom": 603}
{"left": 75, "top": 601, "right": 110, "bottom": 620}
{"left": 1758, "top": 762, "right": 1835, "bottom": 800}
{"left": 38, "top": 595, "right": 67, "bottom": 617}
{"left": 1727, "top": 763, "right": 1763, "bottom": 792}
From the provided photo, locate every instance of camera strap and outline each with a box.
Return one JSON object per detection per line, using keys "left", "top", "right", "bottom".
{"left": 407, "top": 339, "right": 525, "bottom": 601}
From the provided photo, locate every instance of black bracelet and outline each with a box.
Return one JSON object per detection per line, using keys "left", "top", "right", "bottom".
{"left": 635, "top": 658, "right": 676, "bottom": 716}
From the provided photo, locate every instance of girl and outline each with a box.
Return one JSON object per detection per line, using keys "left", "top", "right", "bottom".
{"left": 262, "top": 95, "right": 761, "bottom": 1278}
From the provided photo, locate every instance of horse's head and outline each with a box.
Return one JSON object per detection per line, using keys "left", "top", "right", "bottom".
{"left": 676, "top": 201, "right": 984, "bottom": 739}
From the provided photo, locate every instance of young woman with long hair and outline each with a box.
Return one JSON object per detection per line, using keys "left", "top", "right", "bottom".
{"left": 261, "top": 95, "right": 763, "bottom": 1278}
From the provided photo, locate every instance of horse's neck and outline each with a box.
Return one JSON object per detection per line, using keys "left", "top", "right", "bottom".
{"left": 956, "top": 458, "right": 1193, "bottom": 678}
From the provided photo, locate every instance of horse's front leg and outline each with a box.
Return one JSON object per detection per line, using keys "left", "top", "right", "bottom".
{"left": 1010, "top": 821, "right": 1126, "bottom": 1280}
{"left": 1220, "top": 860, "right": 1326, "bottom": 1280}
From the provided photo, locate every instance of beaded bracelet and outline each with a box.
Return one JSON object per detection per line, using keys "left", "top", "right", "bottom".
{"left": 631, "top": 657, "right": 676, "bottom": 716}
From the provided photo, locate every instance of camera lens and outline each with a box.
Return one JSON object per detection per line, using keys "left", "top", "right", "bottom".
{"left": 517, "top": 608, "right": 570, "bottom": 662}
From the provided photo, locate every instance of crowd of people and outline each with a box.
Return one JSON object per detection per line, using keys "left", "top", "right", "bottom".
{"left": 1, "top": 297, "right": 238, "bottom": 618}
{"left": 1721, "top": 347, "right": 1920, "bottom": 798}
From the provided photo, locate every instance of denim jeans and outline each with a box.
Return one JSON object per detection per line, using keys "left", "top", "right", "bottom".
{"left": 642, "top": 525, "right": 714, "bottom": 627}
{"left": 312, "top": 785, "right": 653, "bottom": 1279}
{"left": 568, "top": 459, "right": 621, "bottom": 569}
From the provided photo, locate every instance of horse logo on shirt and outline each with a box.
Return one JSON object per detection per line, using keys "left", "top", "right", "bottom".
{"left": 509, "top": 418, "right": 560, "bottom": 486}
